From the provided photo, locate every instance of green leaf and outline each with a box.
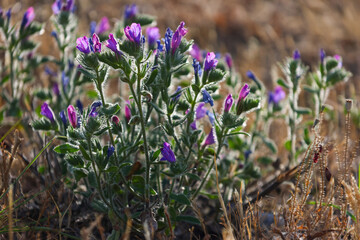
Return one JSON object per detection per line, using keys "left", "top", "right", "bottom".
{"left": 132, "top": 176, "right": 145, "bottom": 194}
{"left": 325, "top": 59, "right": 338, "bottom": 72}
{"left": 294, "top": 107, "right": 312, "bottom": 115}
{"left": 91, "top": 199, "right": 107, "bottom": 213}
{"left": 186, "top": 173, "right": 201, "bottom": 181}
{"left": 74, "top": 168, "right": 88, "bottom": 181}
{"left": 284, "top": 140, "right": 291, "bottom": 151}
{"left": 54, "top": 143, "right": 79, "bottom": 154}
{"left": 65, "top": 154, "right": 84, "bottom": 168}
{"left": 100, "top": 103, "right": 120, "bottom": 116}
{"left": 208, "top": 69, "right": 225, "bottom": 83}
{"left": 31, "top": 118, "right": 54, "bottom": 131}
{"left": 151, "top": 149, "right": 161, "bottom": 162}
{"left": 257, "top": 156, "right": 273, "bottom": 165}
{"left": 170, "top": 193, "right": 191, "bottom": 205}
{"left": 79, "top": 145, "right": 91, "bottom": 160}
{"left": 176, "top": 215, "right": 200, "bottom": 225}
{"left": 262, "top": 137, "right": 277, "bottom": 153}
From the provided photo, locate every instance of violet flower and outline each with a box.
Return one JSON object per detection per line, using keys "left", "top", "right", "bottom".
{"left": 225, "top": 53, "right": 233, "bottom": 69}
{"left": 146, "top": 27, "right": 160, "bottom": 48}
{"left": 92, "top": 33, "right": 101, "bottom": 53}
{"left": 52, "top": 83, "right": 60, "bottom": 96}
{"left": 67, "top": 105, "right": 77, "bottom": 128}
{"left": 59, "top": 110, "right": 67, "bottom": 127}
{"left": 21, "top": 7, "right": 35, "bottom": 29}
{"left": 96, "top": 17, "right": 110, "bottom": 35}
{"left": 204, "top": 52, "right": 218, "bottom": 72}
{"left": 224, "top": 94, "right": 233, "bottom": 112}
{"left": 125, "top": 101, "right": 131, "bottom": 123}
{"left": 160, "top": 142, "right": 176, "bottom": 163}
{"left": 293, "top": 49, "right": 301, "bottom": 60}
{"left": 106, "top": 33, "right": 121, "bottom": 55}
{"left": 238, "top": 83, "right": 250, "bottom": 102}
{"left": 190, "top": 44, "right": 202, "bottom": 62}
{"left": 124, "top": 4, "right": 138, "bottom": 20}
{"left": 202, "top": 89, "right": 214, "bottom": 106}
{"left": 171, "top": 21, "right": 188, "bottom": 54}
{"left": 268, "top": 86, "right": 286, "bottom": 105}
{"left": 203, "top": 128, "right": 216, "bottom": 147}
{"left": 52, "top": 0, "right": 62, "bottom": 15}
{"left": 111, "top": 115, "right": 120, "bottom": 125}
{"left": 190, "top": 103, "right": 206, "bottom": 130}
{"left": 40, "top": 102, "right": 55, "bottom": 122}
{"left": 76, "top": 36, "right": 91, "bottom": 54}
{"left": 124, "top": 23, "right": 142, "bottom": 44}
{"left": 89, "top": 101, "right": 102, "bottom": 117}
{"left": 6, "top": 9, "right": 11, "bottom": 21}
{"left": 64, "top": 0, "right": 74, "bottom": 12}
{"left": 334, "top": 54, "right": 342, "bottom": 68}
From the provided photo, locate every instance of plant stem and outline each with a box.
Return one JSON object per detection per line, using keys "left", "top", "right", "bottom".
{"left": 95, "top": 72, "right": 143, "bottom": 201}
{"left": 9, "top": 51, "right": 15, "bottom": 99}
{"left": 191, "top": 127, "right": 227, "bottom": 200}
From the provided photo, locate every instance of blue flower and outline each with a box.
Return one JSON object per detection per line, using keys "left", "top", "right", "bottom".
{"left": 172, "top": 86, "right": 182, "bottom": 102}
{"left": 203, "top": 128, "right": 216, "bottom": 147}
{"left": 320, "top": 48, "right": 325, "bottom": 64}
{"left": 107, "top": 145, "right": 115, "bottom": 158}
{"left": 76, "top": 99, "right": 83, "bottom": 114}
{"left": 89, "top": 101, "right": 102, "bottom": 117}
{"left": 160, "top": 142, "right": 176, "bottom": 163}
{"left": 59, "top": 110, "right": 67, "bottom": 127}
{"left": 202, "top": 89, "right": 214, "bottom": 106}
{"left": 21, "top": 7, "right": 35, "bottom": 29}
{"left": 124, "top": 4, "right": 138, "bottom": 20}
{"left": 246, "top": 70, "right": 256, "bottom": 81}
{"left": 192, "top": 59, "right": 202, "bottom": 76}
{"left": 164, "top": 28, "right": 173, "bottom": 53}
{"left": 206, "top": 110, "right": 215, "bottom": 126}
{"left": 6, "top": 9, "right": 11, "bottom": 21}
{"left": 61, "top": 72, "right": 69, "bottom": 94}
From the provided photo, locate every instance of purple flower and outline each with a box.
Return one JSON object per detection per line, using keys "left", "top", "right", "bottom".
{"left": 293, "top": 49, "right": 301, "bottom": 60}
{"left": 224, "top": 94, "right": 233, "bottom": 112}
{"left": 225, "top": 53, "right": 233, "bottom": 69}
{"left": 51, "top": 31, "right": 58, "bottom": 39}
{"left": 156, "top": 39, "right": 164, "bottom": 53}
{"left": 160, "top": 142, "right": 176, "bottom": 163}
{"left": 171, "top": 21, "right": 188, "bottom": 54}
{"left": 334, "top": 54, "right": 342, "bottom": 68}
{"left": 96, "top": 17, "right": 110, "bottom": 35}
{"left": 45, "top": 66, "right": 57, "bottom": 76}
{"left": 164, "top": 28, "right": 173, "bottom": 53}
{"left": 125, "top": 101, "right": 131, "bottom": 123}
{"left": 64, "top": 0, "right": 74, "bottom": 12}
{"left": 146, "top": 27, "right": 160, "bottom": 48}
{"left": 106, "top": 33, "right": 120, "bottom": 55}
{"left": 92, "top": 33, "right": 101, "bottom": 53}
{"left": 203, "top": 128, "right": 216, "bottom": 147}
{"left": 320, "top": 49, "right": 325, "bottom": 64}
{"left": 21, "top": 7, "right": 35, "bottom": 29}
{"left": 246, "top": 70, "right": 256, "bottom": 81}
{"left": 0, "top": 8, "right": 3, "bottom": 17}
{"left": 76, "top": 36, "right": 91, "bottom": 54}
{"left": 172, "top": 86, "right": 182, "bottom": 102}
{"left": 76, "top": 99, "right": 83, "bottom": 113}
{"left": 190, "top": 44, "right": 202, "bottom": 62}
{"left": 111, "top": 115, "right": 120, "bottom": 125}
{"left": 107, "top": 145, "right": 115, "bottom": 158}
{"left": 244, "top": 149, "right": 252, "bottom": 160}
{"left": 90, "top": 21, "right": 96, "bottom": 35}
{"left": 204, "top": 52, "right": 218, "bottom": 72}
{"left": 89, "top": 101, "right": 102, "bottom": 117}
{"left": 52, "top": 83, "right": 60, "bottom": 96}
{"left": 67, "top": 105, "right": 77, "bottom": 128}
{"left": 59, "top": 110, "right": 67, "bottom": 127}
{"left": 40, "top": 102, "right": 55, "bottom": 122}
{"left": 268, "top": 86, "right": 285, "bottom": 105}
{"left": 202, "top": 89, "right": 214, "bottom": 106}
{"left": 124, "top": 4, "right": 138, "bottom": 20}
{"left": 238, "top": 83, "right": 250, "bottom": 102}
{"left": 206, "top": 110, "right": 215, "bottom": 126}
{"left": 196, "top": 103, "right": 207, "bottom": 120}
{"left": 124, "top": 23, "right": 142, "bottom": 44}
{"left": 52, "top": 0, "right": 62, "bottom": 15}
